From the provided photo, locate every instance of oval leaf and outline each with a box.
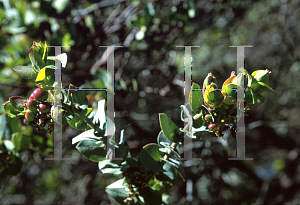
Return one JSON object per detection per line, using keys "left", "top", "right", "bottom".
{"left": 2, "top": 101, "right": 22, "bottom": 118}
{"left": 159, "top": 113, "right": 181, "bottom": 143}
{"left": 157, "top": 130, "right": 172, "bottom": 147}
{"left": 76, "top": 140, "right": 106, "bottom": 162}
{"left": 13, "top": 66, "right": 38, "bottom": 84}
{"left": 9, "top": 96, "right": 26, "bottom": 111}
{"left": 189, "top": 82, "right": 203, "bottom": 113}
{"left": 162, "top": 158, "right": 186, "bottom": 181}
{"left": 140, "top": 143, "right": 164, "bottom": 172}
{"left": 251, "top": 69, "right": 271, "bottom": 84}
{"left": 106, "top": 179, "right": 129, "bottom": 204}
{"left": 36, "top": 66, "right": 55, "bottom": 85}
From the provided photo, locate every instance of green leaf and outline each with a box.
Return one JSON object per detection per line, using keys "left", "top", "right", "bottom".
{"left": 251, "top": 69, "right": 271, "bottom": 84}
{"left": 98, "top": 160, "right": 122, "bottom": 175}
{"left": 245, "top": 87, "right": 258, "bottom": 104}
{"left": 72, "top": 129, "right": 99, "bottom": 144}
{"left": 222, "top": 83, "right": 237, "bottom": 105}
{"left": 29, "top": 42, "right": 47, "bottom": 72}
{"left": 139, "top": 187, "right": 162, "bottom": 205}
{"left": 157, "top": 130, "right": 172, "bottom": 147}
{"left": 11, "top": 132, "right": 31, "bottom": 153}
{"left": 162, "top": 158, "right": 185, "bottom": 181}
{"left": 206, "top": 90, "right": 224, "bottom": 108}
{"left": 76, "top": 140, "right": 107, "bottom": 162}
{"left": 86, "top": 108, "right": 93, "bottom": 117}
{"left": 140, "top": 143, "right": 164, "bottom": 172}
{"left": 13, "top": 66, "right": 38, "bottom": 84}
{"left": 2, "top": 101, "right": 23, "bottom": 118}
{"left": 78, "top": 109, "right": 87, "bottom": 120}
{"left": 106, "top": 179, "right": 129, "bottom": 205}
{"left": 9, "top": 96, "right": 26, "bottom": 112}
{"left": 36, "top": 66, "right": 55, "bottom": 86}
{"left": 250, "top": 82, "right": 274, "bottom": 94}
{"left": 156, "top": 162, "right": 177, "bottom": 181}
{"left": 159, "top": 113, "right": 181, "bottom": 143}
{"left": 67, "top": 116, "right": 89, "bottom": 130}
{"left": 189, "top": 82, "right": 203, "bottom": 113}
{"left": 69, "top": 88, "right": 88, "bottom": 110}
{"left": 192, "top": 125, "right": 212, "bottom": 139}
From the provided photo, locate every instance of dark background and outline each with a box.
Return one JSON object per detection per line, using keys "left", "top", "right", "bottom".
{"left": 0, "top": 0, "right": 300, "bottom": 204}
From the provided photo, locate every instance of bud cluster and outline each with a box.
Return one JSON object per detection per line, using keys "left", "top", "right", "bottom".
{"left": 23, "top": 88, "right": 53, "bottom": 133}
{"left": 190, "top": 69, "right": 274, "bottom": 138}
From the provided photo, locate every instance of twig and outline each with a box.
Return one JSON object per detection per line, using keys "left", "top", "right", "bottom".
{"left": 72, "top": 0, "right": 127, "bottom": 23}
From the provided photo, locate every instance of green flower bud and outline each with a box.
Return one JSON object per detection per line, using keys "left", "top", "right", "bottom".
{"left": 25, "top": 110, "right": 36, "bottom": 121}
{"left": 203, "top": 73, "right": 217, "bottom": 89}
{"left": 222, "top": 73, "right": 237, "bottom": 105}
{"left": 39, "top": 102, "right": 51, "bottom": 113}
{"left": 204, "top": 114, "right": 212, "bottom": 122}
{"left": 204, "top": 83, "right": 223, "bottom": 109}
{"left": 32, "top": 88, "right": 48, "bottom": 102}
{"left": 23, "top": 118, "right": 30, "bottom": 125}
{"left": 208, "top": 124, "right": 218, "bottom": 131}
{"left": 26, "top": 99, "right": 37, "bottom": 112}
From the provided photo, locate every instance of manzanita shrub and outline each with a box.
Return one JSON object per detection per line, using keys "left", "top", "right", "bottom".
{"left": 1, "top": 41, "right": 274, "bottom": 205}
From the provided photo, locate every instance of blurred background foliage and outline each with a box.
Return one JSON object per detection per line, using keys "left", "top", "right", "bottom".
{"left": 0, "top": 0, "right": 300, "bottom": 204}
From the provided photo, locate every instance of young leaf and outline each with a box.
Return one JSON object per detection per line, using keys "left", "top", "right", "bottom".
{"left": 189, "top": 82, "right": 203, "bottom": 113}
{"left": 13, "top": 66, "right": 38, "bottom": 84}
{"left": 251, "top": 69, "right": 271, "bottom": 84}
{"left": 29, "top": 41, "right": 47, "bottom": 72}
{"left": 2, "top": 101, "right": 23, "bottom": 118}
{"left": 250, "top": 82, "right": 274, "bottom": 94}
{"left": 36, "top": 66, "right": 55, "bottom": 86}
{"left": 9, "top": 96, "right": 26, "bottom": 112}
